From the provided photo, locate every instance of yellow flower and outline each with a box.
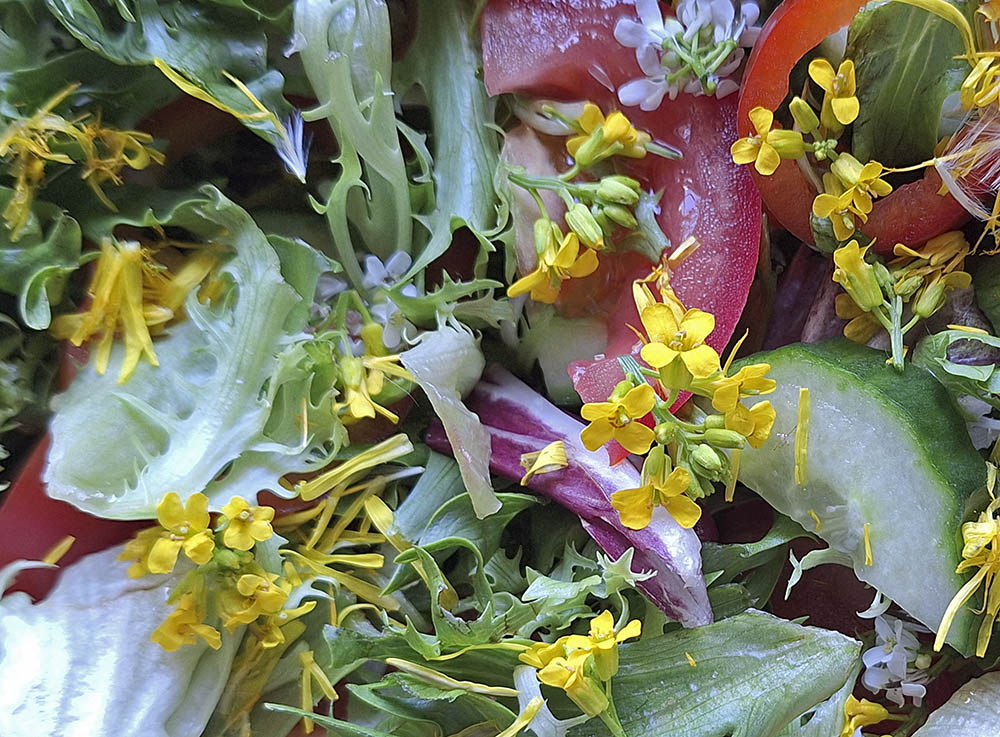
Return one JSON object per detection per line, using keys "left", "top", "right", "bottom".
{"left": 638, "top": 302, "right": 720, "bottom": 379}
{"left": 507, "top": 231, "right": 599, "bottom": 304}
{"left": 574, "top": 610, "right": 642, "bottom": 681}
{"left": 567, "top": 103, "right": 650, "bottom": 165}
{"left": 219, "top": 571, "right": 290, "bottom": 630}
{"left": 808, "top": 58, "right": 860, "bottom": 128}
{"left": 830, "top": 153, "right": 893, "bottom": 216}
{"left": 835, "top": 293, "right": 882, "bottom": 343}
{"left": 220, "top": 496, "right": 275, "bottom": 551}
{"left": 812, "top": 173, "right": 863, "bottom": 243}
{"left": 76, "top": 119, "right": 165, "bottom": 209}
{"left": 840, "top": 695, "right": 889, "bottom": 737}
{"left": 724, "top": 401, "right": 776, "bottom": 449}
{"left": 146, "top": 492, "right": 215, "bottom": 574}
{"left": 580, "top": 383, "right": 656, "bottom": 455}
{"left": 936, "top": 495, "right": 1000, "bottom": 656}
{"left": 832, "top": 240, "right": 884, "bottom": 312}
{"left": 537, "top": 651, "right": 609, "bottom": 717}
{"left": 708, "top": 363, "right": 776, "bottom": 414}
{"left": 913, "top": 269, "right": 973, "bottom": 318}
{"left": 299, "top": 649, "right": 339, "bottom": 734}
{"left": 611, "top": 449, "right": 701, "bottom": 530}
{"left": 335, "top": 354, "right": 396, "bottom": 423}
{"left": 118, "top": 527, "right": 163, "bottom": 578}
{"left": 151, "top": 593, "right": 222, "bottom": 652}
{"left": 962, "top": 55, "right": 1000, "bottom": 109}
{"left": 730, "top": 106, "right": 805, "bottom": 175}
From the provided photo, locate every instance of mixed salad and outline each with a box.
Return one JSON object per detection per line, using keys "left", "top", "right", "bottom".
{"left": 6, "top": 0, "right": 1000, "bottom": 734}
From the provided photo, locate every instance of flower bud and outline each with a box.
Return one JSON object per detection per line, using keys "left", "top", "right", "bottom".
{"left": 704, "top": 428, "right": 746, "bottom": 448}
{"left": 602, "top": 204, "right": 638, "bottom": 229}
{"left": 572, "top": 128, "right": 607, "bottom": 168}
{"left": 691, "top": 444, "right": 724, "bottom": 474}
{"left": 533, "top": 217, "right": 556, "bottom": 256}
{"left": 913, "top": 281, "right": 947, "bottom": 318}
{"left": 832, "top": 240, "right": 883, "bottom": 312}
{"left": 565, "top": 203, "right": 604, "bottom": 249}
{"left": 789, "top": 96, "right": 820, "bottom": 135}
{"left": 597, "top": 175, "right": 641, "bottom": 205}
{"left": 703, "top": 413, "right": 726, "bottom": 430}
{"left": 894, "top": 274, "right": 923, "bottom": 298}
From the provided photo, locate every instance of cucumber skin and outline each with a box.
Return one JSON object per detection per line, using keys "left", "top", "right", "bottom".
{"left": 735, "top": 339, "right": 986, "bottom": 654}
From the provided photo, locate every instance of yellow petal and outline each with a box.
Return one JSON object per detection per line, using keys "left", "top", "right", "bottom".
{"left": 580, "top": 401, "right": 615, "bottom": 421}
{"left": 665, "top": 494, "right": 702, "bottom": 529}
{"left": 568, "top": 247, "right": 599, "bottom": 278}
{"left": 680, "top": 309, "right": 715, "bottom": 344}
{"left": 680, "top": 344, "right": 721, "bottom": 378}
{"left": 614, "top": 421, "right": 655, "bottom": 455}
{"left": 754, "top": 142, "right": 781, "bottom": 176}
{"left": 146, "top": 536, "right": 182, "bottom": 574}
{"left": 578, "top": 103, "right": 604, "bottom": 133}
{"left": 507, "top": 268, "right": 547, "bottom": 299}
{"left": 581, "top": 418, "right": 615, "bottom": 451}
{"left": 640, "top": 302, "right": 680, "bottom": 343}
{"left": 156, "top": 492, "right": 186, "bottom": 530}
{"left": 808, "top": 58, "right": 836, "bottom": 92}
{"left": 611, "top": 485, "right": 655, "bottom": 530}
{"left": 730, "top": 137, "right": 760, "bottom": 165}
{"left": 747, "top": 106, "right": 773, "bottom": 137}
{"left": 830, "top": 95, "right": 859, "bottom": 125}
{"left": 640, "top": 341, "right": 677, "bottom": 369}
{"left": 621, "top": 383, "right": 656, "bottom": 417}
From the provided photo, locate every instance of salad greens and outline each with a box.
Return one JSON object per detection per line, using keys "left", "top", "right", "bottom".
{"left": 6, "top": 0, "right": 1000, "bottom": 735}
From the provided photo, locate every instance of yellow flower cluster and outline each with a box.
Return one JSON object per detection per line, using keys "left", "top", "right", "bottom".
{"left": 50, "top": 238, "right": 218, "bottom": 382}
{"left": 813, "top": 154, "right": 893, "bottom": 242}
{"left": 519, "top": 611, "right": 640, "bottom": 719}
{"left": 0, "top": 83, "right": 163, "bottom": 239}
{"left": 334, "top": 350, "right": 413, "bottom": 424}
{"left": 507, "top": 103, "right": 658, "bottom": 304}
{"left": 580, "top": 267, "right": 777, "bottom": 530}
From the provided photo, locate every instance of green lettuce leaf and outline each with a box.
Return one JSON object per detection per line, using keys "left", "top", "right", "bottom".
{"left": 44, "top": 186, "right": 344, "bottom": 518}
{"left": 571, "top": 610, "right": 860, "bottom": 737}
{"left": 400, "top": 327, "right": 498, "bottom": 518}
{"left": 43, "top": 0, "right": 292, "bottom": 144}
{"left": 392, "top": 0, "right": 505, "bottom": 280}
{"left": 846, "top": 1, "right": 966, "bottom": 167}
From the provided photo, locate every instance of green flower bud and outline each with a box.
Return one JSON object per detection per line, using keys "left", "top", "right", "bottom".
{"left": 894, "top": 274, "right": 924, "bottom": 298}
{"left": 691, "top": 443, "right": 724, "bottom": 473}
{"left": 873, "top": 261, "right": 895, "bottom": 294}
{"left": 572, "top": 128, "right": 607, "bottom": 168}
{"left": 597, "top": 175, "right": 641, "bottom": 205}
{"left": 602, "top": 203, "right": 638, "bottom": 229}
{"left": 704, "top": 413, "right": 726, "bottom": 430}
{"left": 565, "top": 202, "right": 604, "bottom": 248}
{"left": 609, "top": 379, "right": 634, "bottom": 402}
{"left": 789, "top": 96, "right": 820, "bottom": 135}
{"left": 704, "top": 428, "right": 746, "bottom": 449}
{"left": 533, "top": 217, "right": 555, "bottom": 255}
{"left": 913, "top": 281, "right": 947, "bottom": 318}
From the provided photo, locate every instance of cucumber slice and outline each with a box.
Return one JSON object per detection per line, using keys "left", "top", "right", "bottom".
{"left": 735, "top": 339, "right": 986, "bottom": 654}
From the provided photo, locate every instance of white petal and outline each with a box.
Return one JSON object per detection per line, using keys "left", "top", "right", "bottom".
{"left": 636, "top": 0, "right": 666, "bottom": 29}
{"left": 384, "top": 250, "right": 412, "bottom": 280}
{"left": 362, "top": 255, "right": 387, "bottom": 289}
{"left": 715, "top": 78, "right": 740, "bottom": 98}
{"left": 637, "top": 44, "right": 665, "bottom": 75}
{"left": 615, "top": 18, "right": 657, "bottom": 48}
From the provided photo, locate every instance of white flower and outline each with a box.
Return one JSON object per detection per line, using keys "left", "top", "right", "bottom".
{"left": 614, "top": 0, "right": 760, "bottom": 107}
{"left": 861, "top": 614, "right": 929, "bottom": 707}
{"left": 958, "top": 394, "right": 1000, "bottom": 449}
{"left": 274, "top": 112, "right": 312, "bottom": 183}
{"left": 371, "top": 288, "right": 417, "bottom": 351}
{"left": 362, "top": 251, "right": 413, "bottom": 292}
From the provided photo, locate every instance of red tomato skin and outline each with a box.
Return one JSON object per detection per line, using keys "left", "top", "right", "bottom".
{"left": 482, "top": 0, "right": 761, "bottom": 413}
{"left": 0, "top": 436, "right": 147, "bottom": 600}
{"left": 737, "top": 0, "right": 969, "bottom": 250}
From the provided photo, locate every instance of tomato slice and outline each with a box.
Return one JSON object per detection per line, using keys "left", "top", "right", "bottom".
{"left": 0, "top": 436, "right": 146, "bottom": 600}
{"left": 482, "top": 0, "right": 761, "bottom": 423}
{"left": 737, "top": 0, "right": 969, "bottom": 250}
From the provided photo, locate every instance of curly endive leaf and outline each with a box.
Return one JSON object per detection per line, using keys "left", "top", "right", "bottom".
{"left": 43, "top": 0, "right": 292, "bottom": 142}
{"left": 44, "top": 187, "right": 340, "bottom": 518}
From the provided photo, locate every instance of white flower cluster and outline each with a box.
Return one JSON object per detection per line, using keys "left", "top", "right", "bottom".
{"left": 614, "top": 0, "right": 760, "bottom": 110}
{"left": 861, "top": 614, "right": 930, "bottom": 707}
{"left": 362, "top": 251, "right": 418, "bottom": 351}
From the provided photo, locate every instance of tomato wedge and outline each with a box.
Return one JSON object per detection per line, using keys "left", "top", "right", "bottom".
{"left": 482, "top": 0, "right": 761, "bottom": 422}
{"left": 737, "top": 0, "right": 969, "bottom": 251}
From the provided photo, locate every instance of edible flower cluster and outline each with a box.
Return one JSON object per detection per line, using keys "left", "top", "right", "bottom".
{"left": 581, "top": 266, "right": 776, "bottom": 530}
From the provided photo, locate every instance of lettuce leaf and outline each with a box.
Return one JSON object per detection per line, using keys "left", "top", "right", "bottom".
{"left": 43, "top": 0, "right": 292, "bottom": 143}
{"left": 44, "top": 187, "right": 343, "bottom": 518}
{"left": 400, "top": 327, "right": 498, "bottom": 518}
{"left": 912, "top": 671, "right": 1000, "bottom": 737}
{"left": 0, "top": 545, "right": 241, "bottom": 737}
{"left": 571, "top": 611, "right": 860, "bottom": 737}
